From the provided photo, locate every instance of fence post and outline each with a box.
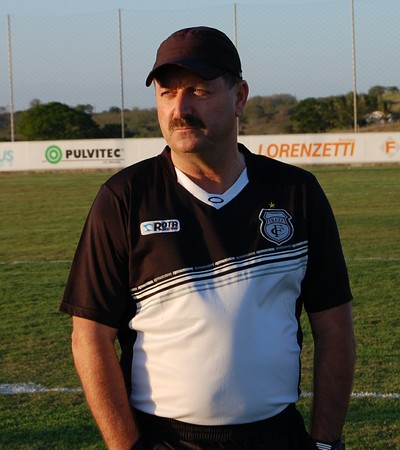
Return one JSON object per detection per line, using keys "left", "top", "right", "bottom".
{"left": 233, "top": 4, "right": 240, "bottom": 134}
{"left": 7, "top": 15, "right": 15, "bottom": 142}
{"left": 350, "top": 0, "right": 358, "bottom": 132}
{"left": 118, "top": 9, "right": 125, "bottom": 139}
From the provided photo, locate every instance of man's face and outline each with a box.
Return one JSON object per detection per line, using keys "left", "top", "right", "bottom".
{"left": 154, "top": 66, "right": 247, "bottom": 158}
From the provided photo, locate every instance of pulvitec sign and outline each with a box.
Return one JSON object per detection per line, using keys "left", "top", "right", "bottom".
{"left": 1, "top": 133, "right": 399, "bottom": 172}
{"left": 46, "top": 145, "right": 123, "bottom": 165}
{"left": 36, "top": 141, "right": 125, "bottom": 169}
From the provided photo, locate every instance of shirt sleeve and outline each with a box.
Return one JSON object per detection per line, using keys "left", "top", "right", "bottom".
{"left": 300, "top": 175, "right": 353, "bottom": 313}
{"left": 60, "top": 183, "right": 131, "bottom": 328}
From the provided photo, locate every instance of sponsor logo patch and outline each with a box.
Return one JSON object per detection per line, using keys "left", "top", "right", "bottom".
{"left": 140, "top": 219, "right": 180, "bottom": 235}
{"left": 258, "top": 208, "right": 294, "bottom": 245}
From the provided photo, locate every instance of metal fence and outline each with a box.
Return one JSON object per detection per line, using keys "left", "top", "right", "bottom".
{"left": 1, "top": 1, "right": 399, "bottom": 139}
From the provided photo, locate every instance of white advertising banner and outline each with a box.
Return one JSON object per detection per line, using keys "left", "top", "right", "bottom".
{"left": 1, "top": 132, "right": 399, "bottom": 172}
{"left": 0, "top": 138, "right": 161, "bottom": 172}
{"left": 240, "top": 132, "right": 400, "bottom": 165}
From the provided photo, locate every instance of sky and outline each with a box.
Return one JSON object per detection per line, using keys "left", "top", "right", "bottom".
{"left": 0, "top": 1, "right": 398, "bottom": 112}
{"left": 0, "top": 0, "right": 337, "bottom": 15}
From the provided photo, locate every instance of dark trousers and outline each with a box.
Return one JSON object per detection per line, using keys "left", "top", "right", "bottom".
{"left": 135, "top": 404, "right": 316, "bottom": 450}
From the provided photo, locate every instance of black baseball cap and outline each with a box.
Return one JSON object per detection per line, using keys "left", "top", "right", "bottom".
{"left": 145, "top": 26, "right": 242, "bottom": 86}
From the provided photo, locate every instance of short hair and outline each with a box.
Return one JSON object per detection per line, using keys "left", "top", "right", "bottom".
{"left": 222, "top": 72, "right": 242, "bottom": 89}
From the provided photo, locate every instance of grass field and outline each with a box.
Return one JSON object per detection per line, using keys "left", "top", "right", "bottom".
{"left": 0, "top": 165, "right": 399, "bottom": 449}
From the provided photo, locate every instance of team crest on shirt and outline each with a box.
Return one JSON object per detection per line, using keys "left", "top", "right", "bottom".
{"left": 258, "top": 208, "right": 294, "bottom": 245}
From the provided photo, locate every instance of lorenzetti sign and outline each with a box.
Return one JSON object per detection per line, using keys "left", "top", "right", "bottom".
{"left": 241, "top": 133, "right": 400, "bottom": 165}
{"left": 0, "top": 132, "right": 399, "bottom": 172}
{"left": 258, "top": 140, "right": 355, "bottom": 159}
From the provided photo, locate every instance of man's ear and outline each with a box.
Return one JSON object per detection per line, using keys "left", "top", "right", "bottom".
{"left": 235, "top": 80, "right": 249, "bottom": 118}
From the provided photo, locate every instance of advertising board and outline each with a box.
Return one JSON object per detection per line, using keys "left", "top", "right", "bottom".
{"left": 1, "top": 133, "right": 399, "bottom": 172}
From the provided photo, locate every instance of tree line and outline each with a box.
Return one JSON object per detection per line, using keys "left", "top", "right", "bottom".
{"left": 0, "top": 85, "right": 398, "bottom": 141}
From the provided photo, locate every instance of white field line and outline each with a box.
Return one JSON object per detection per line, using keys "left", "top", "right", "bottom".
{"left": 351, "top": 257, "right": 400, "bottom": 261}
{"left": 0, "top": 383, "right": 81, "bottom": 394}
{"left": 0, "top": 383, "right": 399, "bottom": 398}
{"left": 302, "top": 391, "right": 400, "bottom": 399}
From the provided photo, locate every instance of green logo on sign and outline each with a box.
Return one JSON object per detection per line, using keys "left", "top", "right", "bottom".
{"left": 45, "top": 145, "right": 63, "bottom": 164}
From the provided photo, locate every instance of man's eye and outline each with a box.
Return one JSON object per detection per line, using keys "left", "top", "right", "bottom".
{"left": 193, "top": 88, "right": 209, "bottom": 97}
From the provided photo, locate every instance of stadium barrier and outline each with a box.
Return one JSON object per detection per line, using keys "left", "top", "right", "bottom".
{"left": 1, "top": 132, "right": 399, "bottom": 172}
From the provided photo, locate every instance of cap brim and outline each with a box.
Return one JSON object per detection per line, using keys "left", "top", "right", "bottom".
{"left": 145, "top": 60, "right": 226, "bottom": 86}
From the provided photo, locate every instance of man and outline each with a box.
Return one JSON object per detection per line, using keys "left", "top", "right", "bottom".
{"left": 60, "top": 27, "right": 355, "bottom": 450}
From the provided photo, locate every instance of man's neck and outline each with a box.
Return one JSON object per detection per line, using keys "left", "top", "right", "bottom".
{"left": 171, "top": 146, "right": 246, "bottom": 194}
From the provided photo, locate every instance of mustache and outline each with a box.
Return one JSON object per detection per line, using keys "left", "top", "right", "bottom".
{"left": 169, "top": 115, "right": 205, "bottom": 132}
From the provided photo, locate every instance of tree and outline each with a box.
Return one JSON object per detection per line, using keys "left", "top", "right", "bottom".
{"left": 291, "top": 98, "right": 331, "bottom": 133}
{"left": 368, "top": 85, "right": 386, "bottom": 98}
{"left": 30, "top": 98, "right": 42, "bottom": 108}
{"left": 75, "top": 104, "right": 95, "bottom": 115}
{"left": 327, "top": 94, "right": 354, "bottom": 129}
{"left": 17, "top": 101, "right": 100, "bottom": 140}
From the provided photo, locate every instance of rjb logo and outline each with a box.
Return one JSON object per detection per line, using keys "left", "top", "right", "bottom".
{"left": 258, "top": 208, "right": 294, "bottom": 245}
{"left": 140, "top": 219, "right": 180, "bottom": 235}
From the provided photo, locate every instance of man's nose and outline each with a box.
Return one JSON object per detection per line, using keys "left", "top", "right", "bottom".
{"left": 173, "top": 90, "right": 193, "bottom": 117}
